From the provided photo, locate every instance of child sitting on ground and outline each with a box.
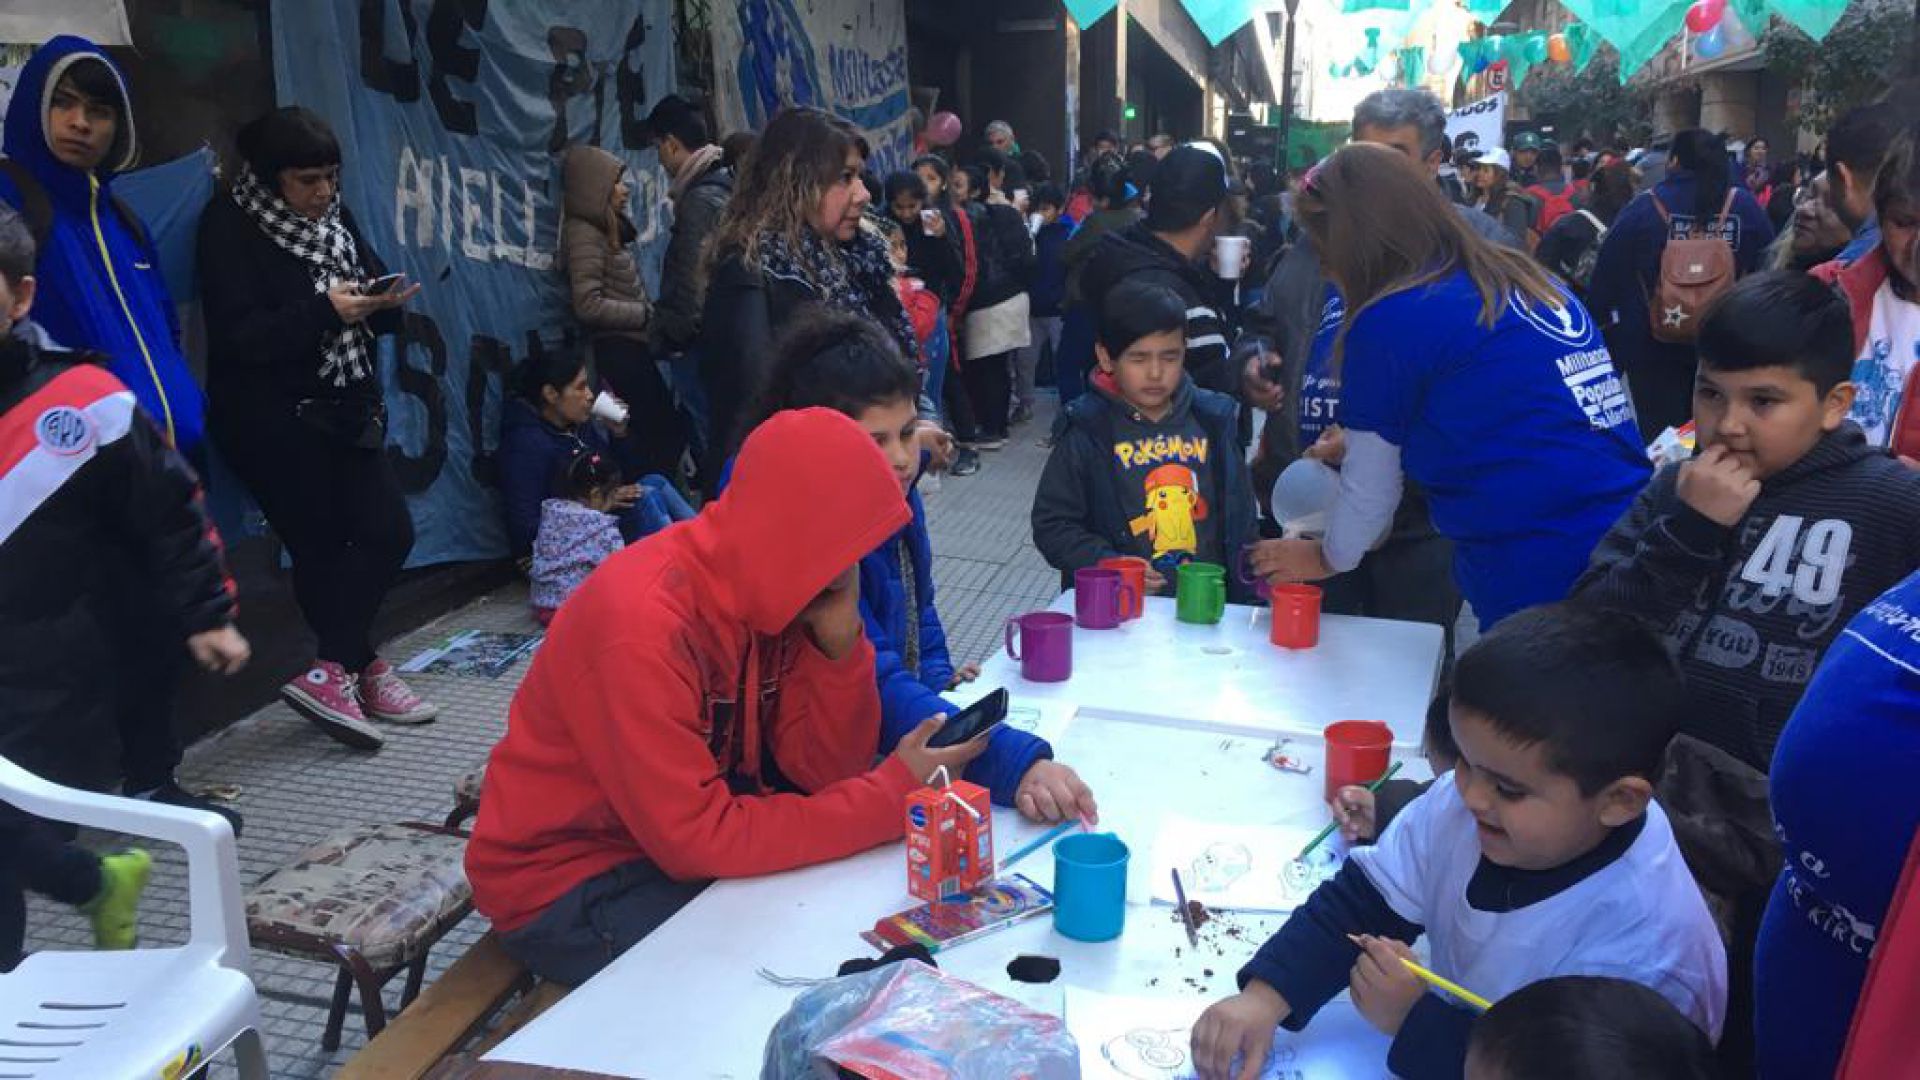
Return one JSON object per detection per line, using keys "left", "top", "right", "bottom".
{"left": 1465, "top": 976, "right": 1718, "bottom": 1080}
{"left": 739, "top": 309, "right": 1098, "bottom": 825}
{"left": 0, "top": 206, "right": 250, "bottom": 969}
{"left": 529, "top": 448, "right": 626, "bottom": 623}
{"left": 1032, "top": 279, "right": 1257, "bottom": 599}
{"left": 1190, "top": 603, "right": 1725, "bottom": 1080}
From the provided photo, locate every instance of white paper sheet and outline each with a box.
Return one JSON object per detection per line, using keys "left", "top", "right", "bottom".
{"left": 1066, "top": 987, "right": 1392, "bottom": 1079}
{"left": 1150, "top": 817, "right": 1345, "bottom": 913}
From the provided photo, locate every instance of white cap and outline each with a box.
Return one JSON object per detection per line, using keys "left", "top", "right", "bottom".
{"left": 1474, "top": 147, "right": 1512, "bottom": 172}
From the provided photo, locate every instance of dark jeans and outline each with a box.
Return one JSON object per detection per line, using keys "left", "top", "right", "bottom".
{"left": 98, "top": 564, "right": 186, "bottom": 793}
{"left": 1318, "top": 531, "right": 1463, "bottom": 663}
{"left": 964, "top": 350, "right": 1015, "bottom": 439}
{"left": 942, "top": 361, "right": 982, "bottom": 442}
{"left": 1052, "top": 307, "right": 1095, "bottom": 439}
{"left": 497, "top": 860, "right": 709, "bottom": 985}
{"left": 215, "top": 411, "right": 415, "bottom": 672}
{"left": 595, "top": 336, "right": 687, "bottom": 483}
{"left": 666, "top": 350, "right": 712, "bottom": 491}
{"left": 0, "top": 812, "right": 101, "bottom": 972}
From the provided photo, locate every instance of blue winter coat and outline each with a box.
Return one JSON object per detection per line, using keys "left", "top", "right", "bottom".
{"left": 860, "top": 486, "right": 1050, "bottom": 806}
{"left": 497, "top": 398, "right": 636, "bottom": 558}
{"left": 720, "top": 453, "right": 1052, "bottom": 807}
{"left": 0, "top": 36, "right": 206, "bottom": 458}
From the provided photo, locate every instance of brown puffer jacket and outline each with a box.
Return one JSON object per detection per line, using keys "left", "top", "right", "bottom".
{"left": 561, "top": 145, "right": 650, "bottom": 342}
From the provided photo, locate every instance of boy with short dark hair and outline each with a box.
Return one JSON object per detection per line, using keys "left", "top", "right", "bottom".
{"left": 1032, "top": 280, "right": 1257, "bottom": 599}
{"left": 1017, "top": 183, "right": 1072, "bottom": 428}
{"left": 1574, "top": 270, "right": 1920, "bottom": 772}
{"left": 1465, "top": 976, "right": 1718, "bottom": 1080}
{"left": 0, "top": 205, "right": 248, "bottom": 969}
{"left": 1191, "top": 604, "right": 1725, "bottom": 1080}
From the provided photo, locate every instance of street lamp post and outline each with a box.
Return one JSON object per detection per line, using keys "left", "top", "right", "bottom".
{"left": 1277, "top": 0, "right": 1301, "bottom": 173}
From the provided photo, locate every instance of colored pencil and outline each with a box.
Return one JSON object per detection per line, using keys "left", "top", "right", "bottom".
{"left": 1171, "top": 868, "right": 1199, "bottom": 947}
{"left": 996, "top": 819, "right": 1079, "bottom": 875}
{"left": 1296, "top": 760, "right": 1405, "bottom": 861}
{"left": 1346, "top": 934, "right": 1494, "bottom": 1012}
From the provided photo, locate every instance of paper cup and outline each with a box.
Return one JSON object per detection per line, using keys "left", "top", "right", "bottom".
{"left": 1215, "top": 236, "right": 1251, "bottom": 280}
{"left": 592, "top": 391, "right": 629, "bottom": 425}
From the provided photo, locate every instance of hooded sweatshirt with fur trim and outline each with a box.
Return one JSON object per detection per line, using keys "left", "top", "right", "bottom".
{"left": 467, "top": 408, "right": 916, "bottom": 932}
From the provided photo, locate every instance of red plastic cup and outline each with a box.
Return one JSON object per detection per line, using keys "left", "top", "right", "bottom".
{"left": 1269, "top": 584, "right": 1322, "bottom": 650}
{"left": 1323, "top": 720, "right": 1393, "bottom": 803}
{"left": 1098, "top": 557, "right": 1150, "bottom": 620}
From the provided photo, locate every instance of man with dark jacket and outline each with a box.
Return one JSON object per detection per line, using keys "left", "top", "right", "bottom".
{"left": 647, "top": 96, "right": 732, "bottom": 483}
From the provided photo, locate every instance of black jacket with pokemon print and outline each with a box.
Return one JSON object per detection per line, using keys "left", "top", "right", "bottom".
{"left": 1032, "top": 371, "right": 1258, "bottom": 602}
{"left": 1573, "top": 423, "right": 1920, "bottom": 771}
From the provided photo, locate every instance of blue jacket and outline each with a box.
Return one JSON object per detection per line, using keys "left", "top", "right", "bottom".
{"left": 860, "top": 486, "right": 1050, "bottom": 806}
{"left": 1029, "top": 218, "right": 1074, "bottom": 318}
{"left": 1586, "top": 170, "right": 1774, "bottom": 378}
{"left": 720, "top": 454, "right": 1052, "bottom": 807}
{"left": 497, "top": 398, "right": 635, "bottom": 558}
{"left": 0, "top": 36, "right": 205, "bottom": 458}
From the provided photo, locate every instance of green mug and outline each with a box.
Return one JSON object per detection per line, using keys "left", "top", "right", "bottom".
{"left": 1176, "top": 562, "right": 1227, "bottom": 624}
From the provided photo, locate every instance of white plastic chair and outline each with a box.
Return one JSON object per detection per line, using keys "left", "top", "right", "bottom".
{"left": 0, "top": 756, "right": 268, "bottom": 1078}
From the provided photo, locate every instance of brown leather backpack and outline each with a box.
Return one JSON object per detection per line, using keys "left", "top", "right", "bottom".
{"left": 1646, "top": 188, "right": 1737, "bottom": 343}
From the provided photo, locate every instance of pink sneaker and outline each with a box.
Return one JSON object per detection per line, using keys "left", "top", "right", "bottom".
{"left": 282, "top": 662, "right": 384, "bottom": 750}
{"left": 359, "top": 660, "right": 440, "bottom": 725}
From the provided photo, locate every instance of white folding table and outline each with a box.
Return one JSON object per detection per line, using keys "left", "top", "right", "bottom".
{"left": 487, "top": 601, "right": 1443, "bottom": 1078}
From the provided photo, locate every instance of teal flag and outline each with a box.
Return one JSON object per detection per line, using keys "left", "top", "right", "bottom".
{"left": 1181, "top": 0, "right": 1259, "bottom": 44}
{"left": 1766, "top": 0, "right": 1848, "bottom": 38}
{"left": 1064, "top": 0, "right": 1120, "bottom": 27}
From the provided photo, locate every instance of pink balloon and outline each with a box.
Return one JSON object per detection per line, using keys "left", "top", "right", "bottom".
{"left": 927, "top": 111, "right": 963, "bottom": 148}
{"left": 1684, "top": 0, "right": 1724, "bottom": 33}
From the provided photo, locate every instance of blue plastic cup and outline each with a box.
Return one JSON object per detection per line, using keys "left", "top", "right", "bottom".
{"left": 1053, "top": 832, "right": 1129, "bottom": 942}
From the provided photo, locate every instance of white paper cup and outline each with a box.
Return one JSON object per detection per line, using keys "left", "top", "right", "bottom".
{"left": 592, "top": 391, "right": 630, "bottom": 425}
{"left": 1215, "top": 236, "right": 1252, "bottom": 280}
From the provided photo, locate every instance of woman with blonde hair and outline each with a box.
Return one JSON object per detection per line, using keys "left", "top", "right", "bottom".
{"left": 700, "top": 106, "right": 917, "bottom": 464}
{"left": 1247, "top": 143, "right": 1650, "bottom": 628}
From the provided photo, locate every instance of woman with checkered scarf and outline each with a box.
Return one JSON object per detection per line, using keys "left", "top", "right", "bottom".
{"left": 198, "top": 107, "right": 437, "bottom": 751}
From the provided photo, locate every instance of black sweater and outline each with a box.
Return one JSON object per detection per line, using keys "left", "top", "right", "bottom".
{"left": 197, "top": 194, "right": 401, "bottom": 415}
{"left": 1573, "top": 424, "right": 1920, "bottom": 770}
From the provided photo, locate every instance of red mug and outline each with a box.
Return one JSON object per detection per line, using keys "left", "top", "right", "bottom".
{"left": 1097, "top": 557, "right": 1150, "bottom": 619}
{"left": 1323, "top": 720, "right": 1393, "bottom": 803}
{"left": 1269, "top": 584, "right": 1322, "bottom": 650}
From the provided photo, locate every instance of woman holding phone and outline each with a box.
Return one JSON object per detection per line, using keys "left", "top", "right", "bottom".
{"left": 198, "top": 106, "right": 435, "bottom": 750}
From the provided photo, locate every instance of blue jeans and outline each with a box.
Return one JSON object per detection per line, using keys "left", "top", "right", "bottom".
{"left": 617, "top": 474, "right": 698, "bottom": 541}
{"left": 667, "top": 350, "right": 712, "bottom": 477}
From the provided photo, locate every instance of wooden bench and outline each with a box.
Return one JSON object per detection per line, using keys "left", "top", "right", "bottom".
{"left": 337, "top": 932, "right": 572, "bottom": 1080}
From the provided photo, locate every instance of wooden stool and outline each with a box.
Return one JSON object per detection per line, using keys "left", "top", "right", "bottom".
{"left": 245, "top": 821, "right": 472, "bottom": 1050}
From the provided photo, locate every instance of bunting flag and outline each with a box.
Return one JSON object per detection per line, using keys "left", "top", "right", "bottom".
{"left": 1563, "top": 21, "right": 1602, "bottom": 70}
{"left": 1343, "top": 0, "right": 1413, "bottom": 11}
{"left": 1766, "top": 0, "right": 1850, "bottom": 38}
{"left": 1180, "top": 0, "right": 1260, "bottom": 44}
{"left": 1063, "top": 0, "right": 1121, "bottom": 28}
{"left": 1397, "top": 45, "right": 1427, "bottom": 85}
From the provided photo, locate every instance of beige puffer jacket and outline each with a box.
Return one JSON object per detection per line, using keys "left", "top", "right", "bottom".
{"left": 561, "top": 144, "right": 650, "bottom": 342}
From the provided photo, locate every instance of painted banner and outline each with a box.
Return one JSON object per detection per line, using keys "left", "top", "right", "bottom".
{"left": 271, "top": 0, "right": 675, "bottom": 564}
{"left": 708, "top": 0, "right": 914, "bottom": 179}
{"left": 1445, "top": 91, "right": 1506, "bottom": 157}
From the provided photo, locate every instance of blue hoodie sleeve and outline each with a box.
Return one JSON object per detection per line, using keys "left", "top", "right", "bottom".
{"left": 1586, "top": 194, "right": 1649, "bottom": 330}
{"left": 903, "top": 501, "right": 956, "bottom": 692}
{"left": 1734, "top": 191, "right": 1776, "bottom": 274}
{"left": 497, "top": 422, "right": 554, "bottom": 558}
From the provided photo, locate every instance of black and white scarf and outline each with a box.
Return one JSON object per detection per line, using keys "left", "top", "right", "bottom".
{"left": 231, "top": 164, "right": 372, "bottom": 388}
{"left": 757, "top": 226, "right": 918, "bottom": 364}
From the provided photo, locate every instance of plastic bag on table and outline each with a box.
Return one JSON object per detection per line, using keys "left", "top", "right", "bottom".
{"left": 760, "top": 959, "right": 1078, "bottom": 1080}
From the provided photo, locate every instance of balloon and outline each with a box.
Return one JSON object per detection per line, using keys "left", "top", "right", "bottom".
{"left": 1548, "top": 33, "right": 1571, "bottom": 62}
{"left": 1721, "top": 9, "right": 1754, "bottom": 47}
{"left": 1696, "top": 24, "right": 1727, "bottom": 56}
{"left": 1684, "top": 0, "right": 1724, "bottom": 33}
{"left": 927, "top": 111, "right": 962, "bottom": 148}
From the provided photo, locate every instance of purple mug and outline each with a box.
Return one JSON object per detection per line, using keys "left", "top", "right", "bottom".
{"left": 1236, "top": 544, "right": 1272, "bottom": 601}
{"left": 1006, "top": 611, "right": 1074, "bottom": 682}
{"left": 1074, "top": 567, "right": 1136, "bottom": 630}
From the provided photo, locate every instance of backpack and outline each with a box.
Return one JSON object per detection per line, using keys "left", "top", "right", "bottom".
{"left": 1568, "top": 209, "right": 1608, "bottom": 295}
{"left": 0, "top": 158, "right": 153, "bottom": 256}
{"left": 1525, "top": 182, "right": 1576, "bottom": 233}
{"left": 1647, "top": 188, "right": 1737, "bottom": 344}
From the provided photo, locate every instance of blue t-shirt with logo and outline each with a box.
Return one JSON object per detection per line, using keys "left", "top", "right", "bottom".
{"left": 1296, "top": 286, "right": 1342, "bottom": 448}
{"left": 1328, "top": 269, "right": 1651, "bottom": 625}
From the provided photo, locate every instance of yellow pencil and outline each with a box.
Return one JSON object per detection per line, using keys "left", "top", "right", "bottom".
{"left": 1347, "top": 935, "right": 1494, "bottom": 1012}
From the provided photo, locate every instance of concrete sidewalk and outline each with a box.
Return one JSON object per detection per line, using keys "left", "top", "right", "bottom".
{"left": 24, "top": 401, "right": 1067, "bottom": 1079}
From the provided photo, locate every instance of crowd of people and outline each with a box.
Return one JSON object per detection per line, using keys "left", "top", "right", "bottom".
{"left": 1, "top": 25, "right": 1917, "bottom": 1079}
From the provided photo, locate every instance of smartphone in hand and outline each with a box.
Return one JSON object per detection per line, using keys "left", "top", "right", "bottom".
{"left": 928, "top": 687, "right": 1010, "bottom": 748}
{"left": 361, "top": 272, "right": 407, "bottom": 296}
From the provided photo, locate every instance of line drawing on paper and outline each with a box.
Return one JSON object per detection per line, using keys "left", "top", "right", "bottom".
{"left": 1191, "top": 842, "right": 1253, "bottom": 893}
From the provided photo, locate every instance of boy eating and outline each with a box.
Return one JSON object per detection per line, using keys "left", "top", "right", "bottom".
{"left": 1032, "top": 279, "right": 1257, "bottom": 598}
{"left": 1191, "top": 604, "right": 1725, "bottom": 1080}
{"left": 1575, "top": 270, "right": 1920, "bottom": 772}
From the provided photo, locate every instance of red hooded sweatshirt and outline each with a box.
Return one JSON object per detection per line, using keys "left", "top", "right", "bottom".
{"left": 467, "top": 408, "right": 918, "bottom": 932}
